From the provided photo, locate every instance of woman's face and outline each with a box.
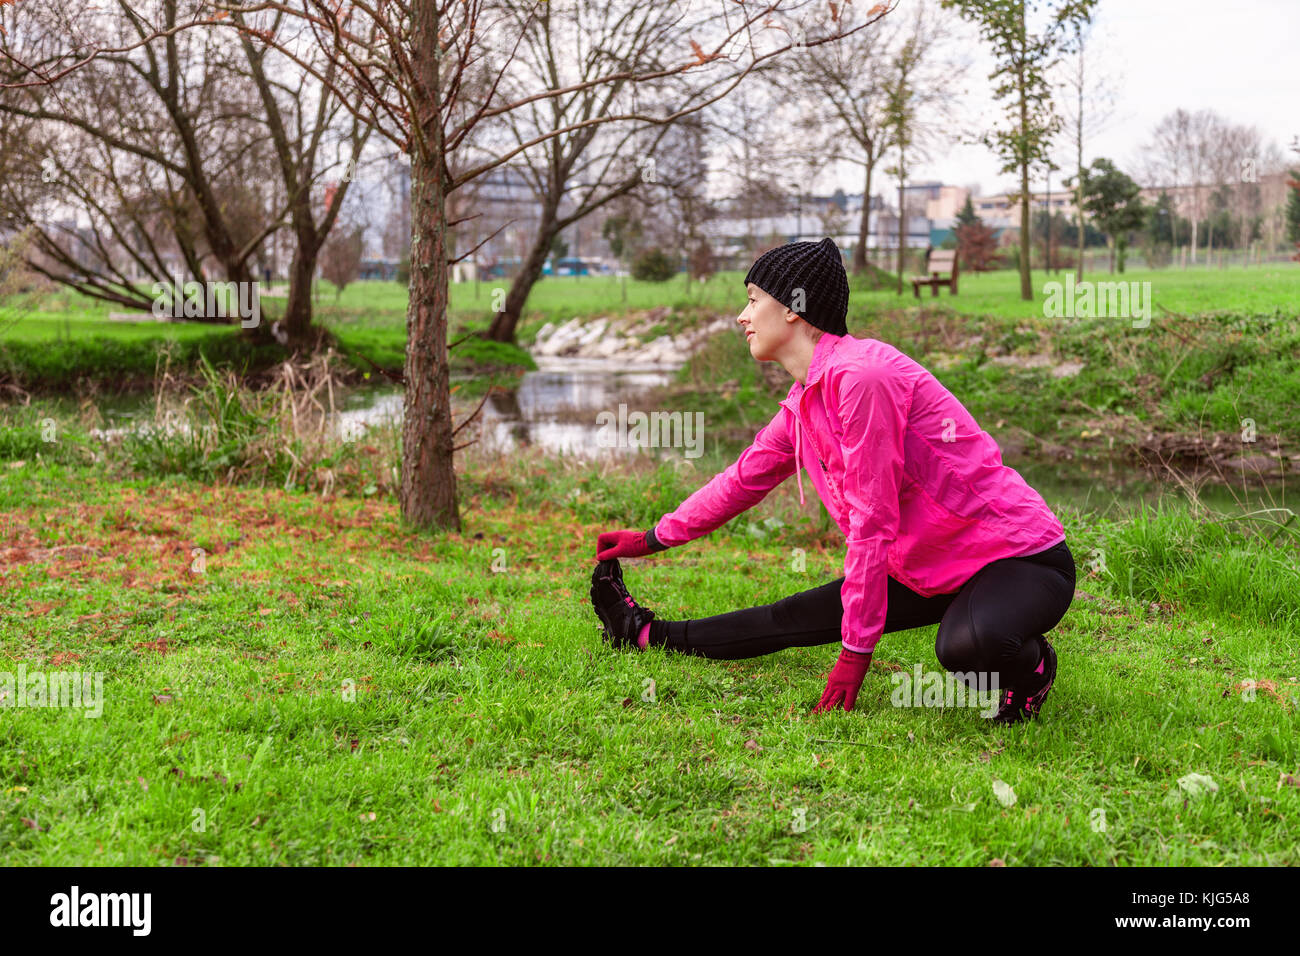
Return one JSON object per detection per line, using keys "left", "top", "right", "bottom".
{"left": 737, "top": 283, "right": 795, "bottom": 361}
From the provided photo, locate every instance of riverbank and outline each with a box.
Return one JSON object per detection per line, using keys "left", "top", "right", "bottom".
{"left": 6, "top": 268, "right": 1300, "bottom": 485}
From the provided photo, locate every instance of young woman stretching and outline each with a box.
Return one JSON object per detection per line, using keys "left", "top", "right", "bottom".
{"left": 590, "top": 238, "right": 1076, "bottom": 723}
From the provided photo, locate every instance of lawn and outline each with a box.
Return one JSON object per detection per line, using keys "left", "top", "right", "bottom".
{"left": 1, "top": 448, "right": 1297, "bottom": 865}
{"left": 3, "top": 262, "right": 1298, "bottom": 865}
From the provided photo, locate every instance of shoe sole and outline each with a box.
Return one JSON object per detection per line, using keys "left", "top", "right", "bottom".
{"left": 590, "top": 561, "right": 633, "bottom": 649}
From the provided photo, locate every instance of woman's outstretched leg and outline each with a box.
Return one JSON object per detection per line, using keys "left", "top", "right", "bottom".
{"left": 589, "top": 558, "right": 959, "bottom": 661}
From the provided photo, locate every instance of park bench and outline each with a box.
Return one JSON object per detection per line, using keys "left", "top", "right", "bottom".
{"left": 910, "top": 249, "right": 959, "bottom": 298}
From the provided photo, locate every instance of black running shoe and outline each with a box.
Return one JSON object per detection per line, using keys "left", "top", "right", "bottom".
{"left": 590, "top": 558, "right": 656, "bottom": 650}
{"left": 990, "top": 637, "right": 1058, "bottom": 725}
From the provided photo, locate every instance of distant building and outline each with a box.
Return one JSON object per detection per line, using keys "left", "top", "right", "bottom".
{"left": 972, "top": 191, "right": 1078, "bottom": 232}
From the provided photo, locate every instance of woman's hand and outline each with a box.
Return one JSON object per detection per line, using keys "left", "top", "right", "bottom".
{"left": 596, "top": 529, "right": 667, "bottom": 560}
{"left": 812, "top": 647, "right": 873, "bottom": 713}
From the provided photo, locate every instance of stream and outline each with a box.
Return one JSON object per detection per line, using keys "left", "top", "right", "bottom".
{"left": 76, "top": 357, "right": 1288, "bottom": 515}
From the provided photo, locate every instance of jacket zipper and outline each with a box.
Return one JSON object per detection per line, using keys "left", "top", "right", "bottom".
{"left": 802, "top": 405, "right": 845, "bottom": 513}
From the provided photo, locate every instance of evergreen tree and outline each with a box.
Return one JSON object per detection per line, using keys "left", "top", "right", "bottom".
{"left": 955, "top": 194, "right": 980, "bottom": 228}
{"left": 1146, "top": 191, "right": 1176, "bottom": 245}
{"left": 1078, "top": 158, "right": 1147, "bottom": 273}
{"left": 1286, "top": 169, "right": 1300, "bottom": 245}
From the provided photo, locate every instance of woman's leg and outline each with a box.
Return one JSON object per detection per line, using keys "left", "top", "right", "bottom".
{"left": 932, "top": 541, "right": 1076, "bottom": 692}
{"left": 647, "top": 574, "right": 959, "bottom": 660}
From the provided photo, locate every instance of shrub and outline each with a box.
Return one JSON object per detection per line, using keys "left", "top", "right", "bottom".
{"left": 631, "top": 247, "right": 678, "bottom": 282}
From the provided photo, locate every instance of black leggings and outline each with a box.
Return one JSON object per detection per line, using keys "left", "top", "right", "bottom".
{"left": 649, "top": 541, "right": 1076, "bottom": 688}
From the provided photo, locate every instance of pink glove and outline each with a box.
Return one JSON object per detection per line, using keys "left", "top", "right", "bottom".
{"left": 812, "top": 647, "right": 873, "bottom": 713}
{"left": 596, "top": 528, "right": 668, "bottom": 560}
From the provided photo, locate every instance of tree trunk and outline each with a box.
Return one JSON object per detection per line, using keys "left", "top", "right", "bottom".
{"left": 896, "top": 153, "right": 905, "bottom": 295}
{"left": 1189, "top": 191, "right": 1199, "bottom": 264}
{"left": 401, "top": 0, "right": 459, "bottom": 531}
{"left": 280, "top": 230, "right": 320, "bottom": 344}
{"left": 1016, "top": 11, "right": 1032, "bottom": 301}
{"left": 853, "top": 159, "right": 873, "bottom": 278}
{"left": 486, "top": 203, "right": 558, "bottom": 343}
{"left": 1075, "top": 57, "right": 1084, "bottom": 284}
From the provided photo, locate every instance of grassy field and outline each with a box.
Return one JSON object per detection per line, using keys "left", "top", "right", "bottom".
{"left": 2, "top": 264, "right": 1298, "bottom": 866}
{"left": 1, "top": 448, "right": 1296, "bottom": 865}
{"left": 6, "top": 263, "right": 1296, "bottom": 391}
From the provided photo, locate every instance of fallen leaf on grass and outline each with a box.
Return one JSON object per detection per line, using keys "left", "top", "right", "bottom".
{"left": 1177, "top": 772, "right": 1218, "bottom": 797}
{"left": 992, "top": 779, "right": 1017, "bottom": 807}
{"left": 744, "top": 739, "right": 762, "bottom": 752}
{"left": 988, "top": 858, "right": 1006, "bottom": 867}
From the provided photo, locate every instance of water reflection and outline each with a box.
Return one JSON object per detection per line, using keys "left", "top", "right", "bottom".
{"left": 335, "top": 362, "right": 678, "bottom": 458}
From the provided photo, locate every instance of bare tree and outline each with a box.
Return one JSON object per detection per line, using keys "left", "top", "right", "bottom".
{"left": 880, "top": 1, "right": 962, "bottom": 292}
{"left": 6, "top": 0, "right": 890, "bottom": 529}
{"left": 1147, "top": 108, "right": 1191, "bottom": 256}
{"left": 767, "top": 1, "right": 902, "bottom": 277}
{"left": 480, "top": 1, "right": 728, "bottom": 343}
{"left": 0, "top": 0, "right": 367, "bottom": 340}
{"left": 708, "top": 84, "right": 799, "bottom": 260}
{"left": 651, "top": 112, "right": 716, "bottom": 292}
{"left": 319, "top": 221, "right": 364, "bottom": 299}
{"left": 1054, "top": 17, "right": 1119, "bottom": 281}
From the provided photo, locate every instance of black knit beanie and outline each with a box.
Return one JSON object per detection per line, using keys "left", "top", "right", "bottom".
{"left": 743, "top": 237, "right": 849, "bottom": 336}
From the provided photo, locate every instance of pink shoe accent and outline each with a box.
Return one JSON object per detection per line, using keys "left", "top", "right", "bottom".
{"left": 1034, "top": 657, "right": 1045, "bottom": 675}
{"left": 637, "top": 621, "right": 651, "bottom": 649}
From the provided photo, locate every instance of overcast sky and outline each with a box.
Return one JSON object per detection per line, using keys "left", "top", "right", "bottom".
{"left": 822, "top": 0, "right": 1300, "bottom": 198}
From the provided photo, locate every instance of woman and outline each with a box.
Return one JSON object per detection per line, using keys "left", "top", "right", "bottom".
{"left": 590, "top": 238, "right": 1075, "bottom": 723}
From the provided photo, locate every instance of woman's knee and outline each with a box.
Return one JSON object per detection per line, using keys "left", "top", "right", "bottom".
{"left": 934, "top": 615, "right": 981, "bottom": 674}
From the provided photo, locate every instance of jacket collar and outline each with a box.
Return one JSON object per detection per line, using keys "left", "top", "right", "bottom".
{"left": 805, "top": 331, "right": 843, "bottom": 387}
{"left": 782, "top": 332, "right": 844, "bottom": 409}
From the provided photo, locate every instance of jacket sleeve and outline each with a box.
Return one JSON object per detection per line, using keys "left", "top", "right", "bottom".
{"left": 831, "top": 364, "right": 912, "bottom": 653}
{"left": 652, "top": 405, "right": 798, "bottom": 548}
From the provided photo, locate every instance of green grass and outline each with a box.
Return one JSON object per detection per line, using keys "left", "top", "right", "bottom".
{"left": 4, "top": 265, "right": 1297, "bottom": 392}
{"left": 849, "top": 264, "right": 1300, "bottom": 321}
{"left": 1, "top": 451, "right": 1296, "bottom": 865}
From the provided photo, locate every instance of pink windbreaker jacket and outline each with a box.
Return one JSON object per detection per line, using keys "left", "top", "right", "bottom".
{"left": 653, "top": 332, "right": 1067, "bottom": 654}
